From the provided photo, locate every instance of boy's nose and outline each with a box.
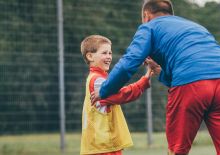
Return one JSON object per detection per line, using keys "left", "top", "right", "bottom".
{"left": 107, "top": 54, "right": 112, "bottom": 58}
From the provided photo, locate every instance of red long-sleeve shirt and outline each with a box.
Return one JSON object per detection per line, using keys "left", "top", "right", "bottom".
{"left": 89, "top": 67, "right": 150, "bottom": 106}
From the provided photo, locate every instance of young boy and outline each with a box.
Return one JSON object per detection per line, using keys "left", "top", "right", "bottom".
{"left": 80, "top": 35, "right": 153, "bottom": 155}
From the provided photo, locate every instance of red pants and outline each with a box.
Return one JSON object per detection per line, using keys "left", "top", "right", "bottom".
{"left": 166, "top": 79, "right": 220, "bottom": 154}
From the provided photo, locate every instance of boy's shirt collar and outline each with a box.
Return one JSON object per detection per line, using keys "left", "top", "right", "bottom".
{"left": 89, "top": 66, "right": 108, "bottom": 77}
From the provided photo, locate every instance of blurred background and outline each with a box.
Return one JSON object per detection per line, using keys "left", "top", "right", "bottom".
{"left": 0, "top": 0, "right": 220, "bottom": 155}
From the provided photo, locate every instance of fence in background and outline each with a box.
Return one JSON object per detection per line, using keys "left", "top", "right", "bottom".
{"left": 0, "top": 0, "right": 168, "bottom": 135}
{"left": 1, "top": 0, "right": 220, "bottom": 153}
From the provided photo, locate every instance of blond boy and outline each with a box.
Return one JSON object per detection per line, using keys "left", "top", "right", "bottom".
{"left": 80, "top": 35, "right": 152, "bottom": 155}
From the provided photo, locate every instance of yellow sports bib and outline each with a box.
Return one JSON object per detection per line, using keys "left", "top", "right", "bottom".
{"left": 80, "top": 74, "right": 133, "bottom": 155}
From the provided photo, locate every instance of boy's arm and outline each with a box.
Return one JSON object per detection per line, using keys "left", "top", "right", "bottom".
{"left": 99, "top": 76, "right": 150, "bottom": 106}
{"left": 98, "top": 62, "right": 153, "bottom": 106}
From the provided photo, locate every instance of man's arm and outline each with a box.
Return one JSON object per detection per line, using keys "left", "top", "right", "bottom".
{"left": 99, "top": 24, "right": 153, "bottom": 99}
{"left": 99, "top": 76, "right": 150, "bottom": 106}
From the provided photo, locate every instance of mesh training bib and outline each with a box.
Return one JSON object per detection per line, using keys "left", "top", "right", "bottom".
{"left": 80, "top": 74, "right": 133, "bottom": 155}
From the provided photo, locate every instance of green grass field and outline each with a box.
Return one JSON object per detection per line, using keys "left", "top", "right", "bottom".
{"left": 0, "top": 131, "right": 216, "bottom": 155}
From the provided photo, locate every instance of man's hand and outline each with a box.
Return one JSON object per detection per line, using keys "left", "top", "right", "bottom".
{"left": 145, "top": 57, "right": 161, "bottom": 75}
{"left": 90, "top": 90, "right": 101, "bottom": 106}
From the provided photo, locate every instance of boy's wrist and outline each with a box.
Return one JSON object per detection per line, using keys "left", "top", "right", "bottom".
{"left": 136, "top": 76, "right": 150, "bottom": 90}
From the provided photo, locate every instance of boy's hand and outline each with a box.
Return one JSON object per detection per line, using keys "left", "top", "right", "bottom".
{"left": 145, "top": 66, "right": 153, "bottom": 78}
{"left": 90, "top": 91, "right": 101, "bottom": 106}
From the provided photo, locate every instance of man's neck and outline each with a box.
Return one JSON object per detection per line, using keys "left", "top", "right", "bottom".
{"left": 152, "top": 12, "right": 170, "bottom": 19}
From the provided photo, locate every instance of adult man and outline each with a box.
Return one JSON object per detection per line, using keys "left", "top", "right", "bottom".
{"left": 91, "top": 0, "right": 220, "bottom": 154}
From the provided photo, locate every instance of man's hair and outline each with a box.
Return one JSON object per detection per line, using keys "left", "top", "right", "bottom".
{"left": 142, "top": 0, "right": 174, "bottom": 15}
{"left": 80, "top": 35, "right": 112, "bottom": 65}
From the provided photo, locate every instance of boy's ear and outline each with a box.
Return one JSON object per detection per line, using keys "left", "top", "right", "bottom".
{"left": 86, "top": 52, "right": 94, "bottom": 62}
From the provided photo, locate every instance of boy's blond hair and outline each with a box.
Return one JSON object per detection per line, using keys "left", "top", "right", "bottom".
{"left": 80, "top": 35, "right": 112, "bottom": 65}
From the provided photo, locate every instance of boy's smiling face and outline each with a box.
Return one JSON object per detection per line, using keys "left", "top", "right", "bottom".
{"left": 89, "top": 43, "right": 112, "bottom": 71}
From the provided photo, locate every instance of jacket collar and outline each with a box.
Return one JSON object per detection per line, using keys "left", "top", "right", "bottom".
{"left": 89, "top": 66, "right": 108, "bottom": 77}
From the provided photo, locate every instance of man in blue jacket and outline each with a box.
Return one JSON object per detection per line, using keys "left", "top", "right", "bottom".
{"left": 91, "top": 0, "right": 220, "bottom": 154}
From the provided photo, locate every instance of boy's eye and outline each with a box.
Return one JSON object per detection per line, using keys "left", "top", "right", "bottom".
{"left": 101, "top": 51, "right": 112, "bottom": 55}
